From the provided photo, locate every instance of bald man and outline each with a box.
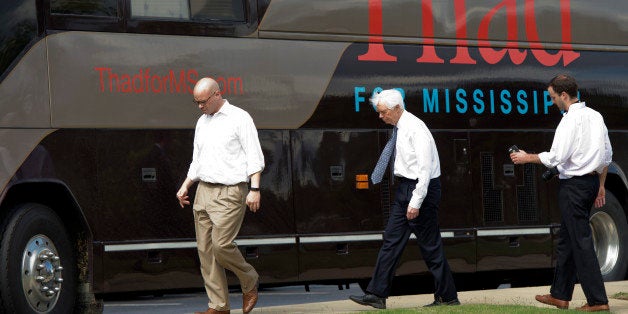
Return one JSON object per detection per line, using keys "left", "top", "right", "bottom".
{"left": 177, "top": 78, "right": 264, "bottom": 314}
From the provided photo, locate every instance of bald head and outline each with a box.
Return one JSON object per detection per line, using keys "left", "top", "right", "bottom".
{"left": 193, "top": 77, "right": 224, "bottom": 115}
{"left": 194, "top": 77, "right": 219, "bottom": 95}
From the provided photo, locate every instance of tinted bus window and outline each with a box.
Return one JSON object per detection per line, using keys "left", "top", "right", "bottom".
{"left": 131, "top": 0, "right": 190, "bottom": 19}
{"left": 191, "top": 0, "right": 244, "bottom": 21}
{"left": 51, "top": 0, "right": 117, "bottom": 17}
{"left": 0, "top": 0, "right": 37, "bottom": 79}
{"left": 130, "top": 0, "right": 244, "bottom": 22}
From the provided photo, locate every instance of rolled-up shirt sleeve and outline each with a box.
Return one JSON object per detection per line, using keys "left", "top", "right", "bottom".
{"left": 598, "top": 124, "right": 613, "bottom": 172}
{"left": 538, "top": 118, "right": 575, "bottom": 169}
{"left": 240, "top": 115, "right": 265, "bottom": 176}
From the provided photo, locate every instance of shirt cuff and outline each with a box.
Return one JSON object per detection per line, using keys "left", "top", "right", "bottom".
{"left": 247, "top": 165, "right": 264, "bottom": 177}
{"left": 537, "top": 152, "right": 553, "bottom": 168}
{"left": 409, "top": 196, "right": 422, "bottom": 210}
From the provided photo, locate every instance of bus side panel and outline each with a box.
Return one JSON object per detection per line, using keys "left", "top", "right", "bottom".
{"left": 293, "top": 130, "right": 478, "bottom": 280}
{"left": 293, "top": 130, "right": 383, "bottom": 281}
{"left": 237, "top": 130, "right": 299, "bottom": 284}
{"left": 35, "top": 129, "right": 298, "bottom": 292}
{"left": 469, "top": 131, "right": 555, "bottom": 271}
{"left": 292, "top": 130, "right": 384, "bottom": 234}
{"left": 432, "top": 132, "right": 476, "bottom": 273}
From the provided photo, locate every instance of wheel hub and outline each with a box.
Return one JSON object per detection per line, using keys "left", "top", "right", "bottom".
{"left": 21, "top": 234, "right": 64, "bottom": 313}
{"left": 590, "top": 211, "right": 619, "bottom": 276}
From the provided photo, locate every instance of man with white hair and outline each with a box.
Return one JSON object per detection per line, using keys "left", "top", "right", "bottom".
{"left": 349, "top": 89, "right": 459, "bottom": 309}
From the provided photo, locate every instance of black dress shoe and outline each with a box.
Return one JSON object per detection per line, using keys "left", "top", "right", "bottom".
{"left": 424, "top": 296, "right": 461, "bottom": 307}
{"left": 349, "top": 293, "right": 386, "bottom": 309}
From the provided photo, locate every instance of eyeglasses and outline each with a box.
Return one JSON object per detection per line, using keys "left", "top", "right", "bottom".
{"left": 193, "top": 91, "right": 218, "bottom": 105}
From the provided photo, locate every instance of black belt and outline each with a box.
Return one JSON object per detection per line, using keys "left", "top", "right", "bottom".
{"left": 203, "top": 181, "right": 245, "bottom": 186}
{"left": 568, "top": 172, "right": 598, "bottom": 179}
{"left": 579, "top": 172, "right": 598, "bottom": 177}
{"left": 396, "top": 176, "right": 418, "bottom": 183}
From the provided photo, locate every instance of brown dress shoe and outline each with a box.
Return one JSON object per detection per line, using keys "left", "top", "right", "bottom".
{"left": 535, "top": 294, "right": 569, "bottom": 309}
{"left": 242, "top": 286, "right": 259, "bottom": 313}
{"left": 577, "top": 303, "right": 610, "bottom": 312}
{"left": 194, "top": 308, "right": 230, "bottom": 314}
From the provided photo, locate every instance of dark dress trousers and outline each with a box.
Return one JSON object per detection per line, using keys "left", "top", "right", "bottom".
{"left": 366, "top": 177, "right": 457, "bottom": 301}
{"left": 551, "top": 174, "right": 608, "bottom": 305}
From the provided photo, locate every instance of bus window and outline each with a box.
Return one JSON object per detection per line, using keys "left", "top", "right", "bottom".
{"left": 131, "top": 0, "right": 190, "bottom": 20}
{"left": 0, "top": 0, "right": 37, "bottom": 80}
{"left": 51, "top": 0, "right": 118, "bottom": 17}
{"left": 190, "top": 0, "right": 245, "bottom": 22}
{"left": 130, "top": 0, "right": 245, "bottom": 22}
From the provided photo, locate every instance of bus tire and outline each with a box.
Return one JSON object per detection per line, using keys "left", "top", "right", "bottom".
{"left": 0, "top": 203, "right": 77, "bottom": 313}
{"left": 590, "top": 191, "right": 628, "bottom": 281}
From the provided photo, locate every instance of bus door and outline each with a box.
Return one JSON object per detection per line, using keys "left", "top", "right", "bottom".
{"left": 468, "top": 131, "right": 555, "bottom": 271}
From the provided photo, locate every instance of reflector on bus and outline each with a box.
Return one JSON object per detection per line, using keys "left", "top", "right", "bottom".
{"left": 356, "top": 174, "right": 369, "bottom": 189}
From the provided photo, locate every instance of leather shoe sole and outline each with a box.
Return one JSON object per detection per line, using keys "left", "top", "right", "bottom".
{"left": 535, "top": 294, "right": 569, "bottom": 309}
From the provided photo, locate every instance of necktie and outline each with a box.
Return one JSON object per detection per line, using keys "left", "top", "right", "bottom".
{"left": 371, "top": 127, "right": 397, "bottom": 184}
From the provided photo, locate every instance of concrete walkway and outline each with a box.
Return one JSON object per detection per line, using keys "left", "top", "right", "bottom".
{"left": 249, "top": 280, "right": 628, "bottom": 313}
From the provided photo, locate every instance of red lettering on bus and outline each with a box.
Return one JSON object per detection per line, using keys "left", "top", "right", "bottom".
{"left": 167, "top": 70, "right": 188, "bottom": 93}
{"left": 151, "top": 74, "right": 162, "bottom": 93}
{"left": 94, "top": 67, "right": 109, "bottom": 92}
{"left": 358, "top": 0, "right": 397, "bottom": 62}
{"left": 416, "top": 0, "right": 444, "bottom": 63}
{"left": 120, "top": 74, "right": 132, "bottom": 92}
{"left": 360, "top": 0, "right": 580, "bottom": 66}
{"left": 478, "top": 0, "right": 527, "bottom": 65}
{"left": 187, "top": 70, "right": 199, "bottom": 93}
{"left": 95, "top": 67, "right": 241, "bottom": 95}
{"left": 450, "top": 0, "right": 476, "bottom": 64}
{"left": 524, "top": 0, "right": 580, "bottom": 66}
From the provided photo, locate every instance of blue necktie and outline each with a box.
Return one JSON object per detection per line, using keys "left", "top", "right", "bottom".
{"left": 371, "top": 127, "right": 397, "bottom": 184}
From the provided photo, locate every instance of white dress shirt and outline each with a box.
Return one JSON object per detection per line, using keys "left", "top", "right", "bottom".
{"left": 187, "top": 100, "right": 265, "bottom": 185}
{"left": 538, "top": 102, "right": 612, "bottom": 179}
{"left": 393, "top": 110, "right": 441, "bottom": 209}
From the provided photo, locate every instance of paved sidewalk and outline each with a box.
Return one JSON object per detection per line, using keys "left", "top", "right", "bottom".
{"left": 248, "top": 280, "right": 628, "bottom": 313}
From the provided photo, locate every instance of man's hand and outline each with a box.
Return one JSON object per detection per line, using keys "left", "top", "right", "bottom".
{"left": 176, "top": 186, "right": 190, "bottom": 208}
{"left": 407, "top": 206, "right": 419, "bottom": 220}
{"left": 595, "top": 186, "right": 606, "bottom": 208}
{"left": 510, "top": 150, "right": 528, "bottom": 165}
{"left": 246, "top": 191, "right": 261, "bottom": 213}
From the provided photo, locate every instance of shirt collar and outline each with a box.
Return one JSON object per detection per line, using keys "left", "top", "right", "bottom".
{"left": 209, "top": 99, "right": 232, "bottom": 117}
{"left": 564, "top": 101, "right": 585, "bottom": 115}
{"left": 396, "top": 110, "right": 411, "bottom": 129}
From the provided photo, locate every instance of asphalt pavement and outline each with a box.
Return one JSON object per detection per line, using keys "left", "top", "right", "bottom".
{"left": 104, "top": 281, "right": 628, "bottom": 313}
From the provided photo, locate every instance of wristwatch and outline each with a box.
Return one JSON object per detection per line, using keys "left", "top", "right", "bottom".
{"left": 250, "top": 187, "right": 260, "bottom": 191}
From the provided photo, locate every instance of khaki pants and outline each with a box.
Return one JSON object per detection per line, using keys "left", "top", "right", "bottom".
{"left": 193, "top": 181, "right": 258, "bottom": 311}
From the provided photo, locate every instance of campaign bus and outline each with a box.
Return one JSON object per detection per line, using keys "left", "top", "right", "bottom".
{"left": 1, "top": 0, "right": 627, "bottom": 312}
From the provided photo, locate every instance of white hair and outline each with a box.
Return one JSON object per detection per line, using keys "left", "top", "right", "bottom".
{"left": 370, "top": 89, "right": 404, "bottom": 109}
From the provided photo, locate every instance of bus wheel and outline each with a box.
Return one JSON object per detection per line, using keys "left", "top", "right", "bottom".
{"left": 0, "top": 203, "right": 76, "bottom": 313}
{"left": 590, "top": 192, "right": 628, "bottom": 281}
